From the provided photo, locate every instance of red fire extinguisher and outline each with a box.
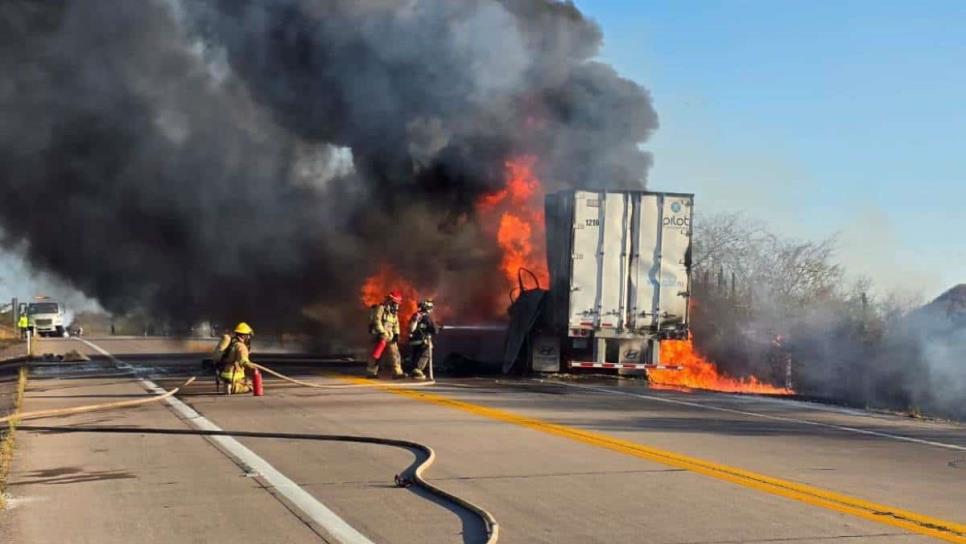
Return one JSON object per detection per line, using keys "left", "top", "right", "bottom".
{"left": 252, "top": 368, "right": 264, "bottom": 397}
{"left": 371, "top": 338, "right": 388, "bottom": 360}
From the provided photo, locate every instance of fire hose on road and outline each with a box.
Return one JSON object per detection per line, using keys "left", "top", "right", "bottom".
{"left": 0, "top": 377, "right": 197, "bottom": 424}
{"left": 248, "top": 361, "right": 437, "bottom": 389}
{"left": 4, "top": 369, "right": 498, "bottom": 544}
{"left": 18, "top": 424, "right": 499, "bottom": 544}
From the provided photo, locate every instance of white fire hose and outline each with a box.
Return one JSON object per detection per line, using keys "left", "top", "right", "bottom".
{"left": 0, "top": 377, "right": 196, "bottom": 424}
{"left": 248, "top": 361, "right": 437, "bottom": 389}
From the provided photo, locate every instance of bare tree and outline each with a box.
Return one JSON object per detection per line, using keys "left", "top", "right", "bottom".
{"left": 693, "top": 212, "right": 842, "bottom": 311}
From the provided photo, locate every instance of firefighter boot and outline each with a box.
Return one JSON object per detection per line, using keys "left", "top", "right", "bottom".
{"left": 232, "top": 380, "right": 252, "bottom": 394}
{"left": 365, "top": 356, "right": 379, "bottom": 378}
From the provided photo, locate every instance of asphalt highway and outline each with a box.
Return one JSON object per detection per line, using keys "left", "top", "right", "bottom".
{"left": 1, "top": 337, "right": 963, "bottom": 543}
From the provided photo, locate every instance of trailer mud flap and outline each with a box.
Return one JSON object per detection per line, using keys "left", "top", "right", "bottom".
{"left": 502, "top": 289, "right": 547, "bottom": 374}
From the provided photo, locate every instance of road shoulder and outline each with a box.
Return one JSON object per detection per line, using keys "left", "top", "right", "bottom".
{"left": 0, "top": 371, "right": 321, "bottom": 544}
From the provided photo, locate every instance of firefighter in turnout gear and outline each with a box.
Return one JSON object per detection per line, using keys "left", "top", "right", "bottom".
{"left": 408, "top": 299, "right": 439, "bottom": 380}
{"left": 367, "top": 291, "right": 403, "bottom": 379}
{"left": 219, "top": 322, "right": 256, "bottom": 394}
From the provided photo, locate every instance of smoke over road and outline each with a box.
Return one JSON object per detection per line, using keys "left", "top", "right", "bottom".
{"left": 0, "top": 0, "right": 657, "bottom": 330}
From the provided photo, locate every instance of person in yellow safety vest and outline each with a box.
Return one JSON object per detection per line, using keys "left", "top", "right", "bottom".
{"left": 219, "top": 322, "right": 256, "bottom": 394}
{"left": 17, "top": 313, "right": 29, "bottom": 339}
{"left": 366, "top": 291, "right": 403, "bottom": 379}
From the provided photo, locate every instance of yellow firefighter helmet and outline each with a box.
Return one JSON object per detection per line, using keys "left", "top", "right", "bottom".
{"left": 234, "top": 322, "right": 254, "bottom": 335}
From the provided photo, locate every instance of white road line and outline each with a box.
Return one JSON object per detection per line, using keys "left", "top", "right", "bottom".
{"left": 546, "top": 380, "right": 966, "bottom": 452}
{"left": 79, "top": 339, "right": 374, "bottom": 544}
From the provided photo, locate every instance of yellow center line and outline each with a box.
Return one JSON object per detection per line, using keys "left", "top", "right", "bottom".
{"left": 343, "top": 377, "right": 966, "bottom": 543}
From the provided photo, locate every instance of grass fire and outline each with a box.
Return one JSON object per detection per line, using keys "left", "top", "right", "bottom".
{"left": 652, "top": 336, "right": 793, "bottom": 395}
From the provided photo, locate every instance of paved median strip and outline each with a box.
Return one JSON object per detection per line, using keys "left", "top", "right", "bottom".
{"left": 347, "top": 378, "right": 966, "bottom": 543}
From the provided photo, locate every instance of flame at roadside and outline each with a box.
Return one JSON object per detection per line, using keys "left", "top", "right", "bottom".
{"left": 652, "top": 336, "right": 793, "bottom": 395}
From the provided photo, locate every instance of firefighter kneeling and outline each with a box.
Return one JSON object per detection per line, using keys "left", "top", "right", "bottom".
{"left": 408, "top": 299, "right": 438, "bottom": 380}
{"left": 367, "top": 291, "right": 404, "bottom": 379}
{"left": 219, "top": 322, "right": 256, "bottom": 394}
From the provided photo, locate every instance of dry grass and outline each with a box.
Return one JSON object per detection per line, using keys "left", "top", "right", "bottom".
{"left": 0, "top": 365, "right": 27, "bottom": 510}
{"left": 0, "top": 324, "right": 18, "bottom": 341}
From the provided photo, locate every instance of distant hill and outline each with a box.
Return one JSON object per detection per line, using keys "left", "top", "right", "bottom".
{"left": 911, "top": 284, "right": 966, "bottom": 330}
{"left": 890, "top": 284, "right": 965, "bottom": 421}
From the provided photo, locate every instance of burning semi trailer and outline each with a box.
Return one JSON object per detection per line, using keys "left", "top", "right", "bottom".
{"left": 503, "top": 190, "right": 693, "bottom": 374}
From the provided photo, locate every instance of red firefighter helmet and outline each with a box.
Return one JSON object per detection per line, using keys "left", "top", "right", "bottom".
{"left": 387, "top": 290, "right": 403, "bottom": 303}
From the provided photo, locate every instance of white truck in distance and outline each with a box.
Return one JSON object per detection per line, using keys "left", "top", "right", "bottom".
{"left": 28, "top": 301, "right": 69, "bottom": 337}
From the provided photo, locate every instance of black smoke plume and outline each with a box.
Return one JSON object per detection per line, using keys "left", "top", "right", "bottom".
{"left": 0, "top": 0, "right": 657, "bottom": 333}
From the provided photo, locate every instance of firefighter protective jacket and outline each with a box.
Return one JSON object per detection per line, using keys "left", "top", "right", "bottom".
{"left": 219, "top": 338, "right": 253, "bottom": 381}
{"left": 372, "top": 303, "right": 400, "bottom": 340}
{"left": 408, "top": 311, "right": 438, "bottom": 346}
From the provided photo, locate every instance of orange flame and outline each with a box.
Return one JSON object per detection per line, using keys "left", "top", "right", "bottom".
{"left": 652, "top": 335, "right": 793, "bottom": 395}
{"left": 477, "top": 155, "right": 549, "bottom": 292}
{"left": 360, "top": 264, "right": 419, "bottom": 335}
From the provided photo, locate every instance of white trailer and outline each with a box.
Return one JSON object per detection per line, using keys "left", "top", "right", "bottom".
{"left": 506, "top": 189, "right": 693, "bottom": 373}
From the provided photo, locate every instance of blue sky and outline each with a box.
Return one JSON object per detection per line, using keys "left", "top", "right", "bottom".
{"left": 575, "top": 0, "right": 965, "bottom": 298}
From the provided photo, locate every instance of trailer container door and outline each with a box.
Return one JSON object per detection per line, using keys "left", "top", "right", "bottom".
{"left": 569, "top": 191, "right": 602, "bottom": 330}
{"left": 657, "top": 195, "right": 692, "bottom": 329}
{"left": 598, "top": 193, "right": 630, "bottom": 330}
{"left": 630, "top": 194, "right": 661, "bottom": 330}
{"left": 630, "top": 194, "right": 693, "bottom": 332}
